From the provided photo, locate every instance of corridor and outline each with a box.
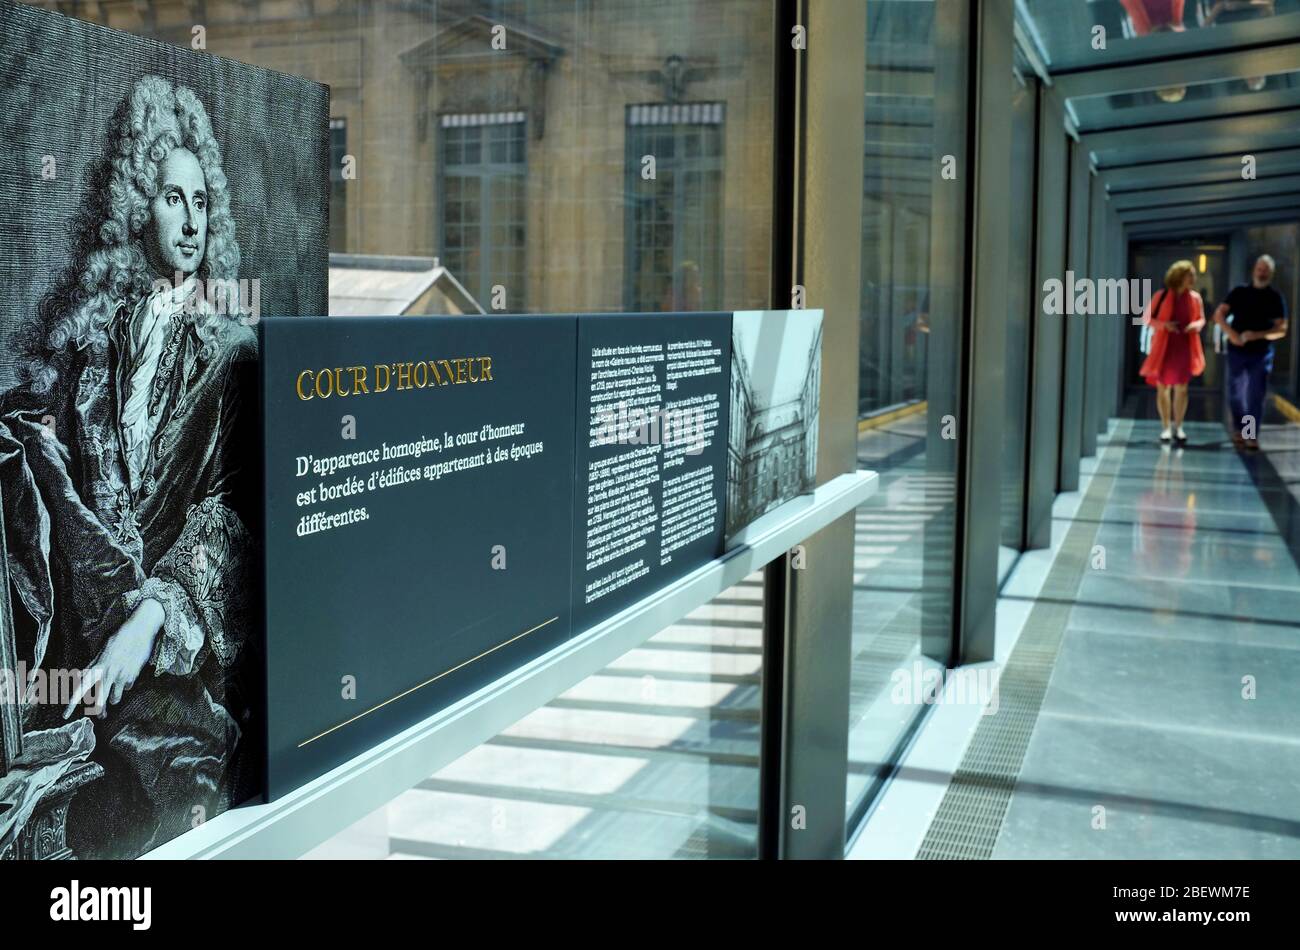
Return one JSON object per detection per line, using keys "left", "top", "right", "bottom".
{"left": 856, "top": 416, "right": 1300, "bottom": 860}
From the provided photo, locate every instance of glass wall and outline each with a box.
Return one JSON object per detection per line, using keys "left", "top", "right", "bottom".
{"left": 1022, "top": 0, "right": 1300, "bottom": 70}
{"left": 25, "top": 0, "right": 775, "bottom": 316}
{"left": 847, "top": 0, "right": 969, "bottom": 825}
{"left": 307, "top": 572, "right": 765, "bottom": 859}
{"left": 20, "top": 0, "right": 777, "bottom": 859}
{"left": 439, "top": 115, "right": 529, "bottom": 310}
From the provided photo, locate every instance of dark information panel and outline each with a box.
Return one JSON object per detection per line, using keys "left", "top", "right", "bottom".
{"left": 573, "top": 313, "right": 732, "bottom": 630}
{"left": 260, "top": 315, "right": 577, "bottom": 799}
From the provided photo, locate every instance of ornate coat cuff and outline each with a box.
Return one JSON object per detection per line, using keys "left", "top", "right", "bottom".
{"left": 124, "top": 577, "right": 205, "bottom": 675}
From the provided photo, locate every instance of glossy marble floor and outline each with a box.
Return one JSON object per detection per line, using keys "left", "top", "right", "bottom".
{"left": 992, "top": 419, "right": 1300, "bottom": 859}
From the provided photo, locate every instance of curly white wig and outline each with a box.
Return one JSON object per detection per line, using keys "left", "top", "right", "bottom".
{"left": 24, "top": 75, "right": 243, "bottom": 394}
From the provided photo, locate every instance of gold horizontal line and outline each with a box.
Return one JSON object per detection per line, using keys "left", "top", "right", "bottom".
{"left": 297, "top": 615, "right": 560, "bottom": 748}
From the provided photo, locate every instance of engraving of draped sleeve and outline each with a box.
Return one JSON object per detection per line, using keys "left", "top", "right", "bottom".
{"left": 117, "top": 321, "right": 257, "bottom": 677}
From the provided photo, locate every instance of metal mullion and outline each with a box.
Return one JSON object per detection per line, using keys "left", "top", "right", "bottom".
{"left": 1080, "top": 172, "right": 1099, "bottom": 460}
{"left": 757, "top": 553, "right": 789, "bottom": 861}
{"left": 954, "top": 0, "right": 1013, "bottom": 664}
{"left": 1058, "top": 139, "right": 1090, "bottom": 492}
{"left": 777, "top": 0, "right": 862, "bottom": 859}
{"left": 1016, "top": 76, "right": 1042, "bottom": 553}
{"left": 1025, "top": 88, "right": 1069, "bottom": 548}
{"left": 759, "top": 0, "right": 800, "bottom": 860}
{"left": 476, "top": 159, "right": 491, "bottom": 310}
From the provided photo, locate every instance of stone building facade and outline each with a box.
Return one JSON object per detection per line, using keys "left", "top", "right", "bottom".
{"left": 26, "top": 0, "right": 775, "bottom": 316}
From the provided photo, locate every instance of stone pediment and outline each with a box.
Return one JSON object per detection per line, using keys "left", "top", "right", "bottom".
{"left": 402, "top": 13, "right": 564, "bottom": 141}
{"left": 401, "top": 13, "right": 565, "bottom": 70}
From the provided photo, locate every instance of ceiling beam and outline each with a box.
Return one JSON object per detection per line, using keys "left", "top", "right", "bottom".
{"left": 1110, "top": 174, "right": 1300, "bottom": 211}
{"left": 1075, "top": 85, "right": 1300, "bottom": 135}
{"left": 1127, "top": 209, "right": 1300, "bottom": 238}
{"left": 1102, "top": 149, "right": 1300, "bottom": 191}
{"left": 1082, "top": 108, "right": 1300, "bottom": 153}
{"left": 1053, "top": 40, "right": 1300, "bottom": 101}
{"left": 1120, "top": 195, "right": 1300, "bottom": 223}
{"left": 1128, "top": 211, "right": 1300, "bottom": 232}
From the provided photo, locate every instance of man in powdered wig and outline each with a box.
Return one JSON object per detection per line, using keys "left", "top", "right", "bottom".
{"left": 0, "top": 75, "right": 258, "bottom": 858}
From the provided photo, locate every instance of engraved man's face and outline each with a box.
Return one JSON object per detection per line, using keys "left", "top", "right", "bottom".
{"left": 144, "top": 147, "right": 207, "bottom": 279}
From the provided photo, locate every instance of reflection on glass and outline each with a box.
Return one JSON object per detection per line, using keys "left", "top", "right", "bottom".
{"left": 625, "top": 104, "right": 725, "bottom": 312}
{"left": 330, "top": 117, "right": 349, "bottom": 252}
{"left": 848, "top": 0, "right": 966, "bottom": 824}
{"left": 439, "top": 116, "right": 528, "bottom": 310}
{"left": 30, "top": 0, "right": 773, "bottom": 316}
{"left": 1136, "top": 445, "right": 1197, "bottom": 587}
{"left": 1073, "top": 70, "right": 1300, "bottom": 128}
{"left": 307, "top": 574, "right": 764, "bottom": 859}
{"left": 1021, "top": 0, "right": 1299, "bottom": 71}
{"left": 25, "top": 0, "right": 778, "bottom": 858}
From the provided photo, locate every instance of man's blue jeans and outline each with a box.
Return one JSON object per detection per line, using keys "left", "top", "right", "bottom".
{"left": 1226, "top": 345, "right": 1273, "bottom": 436}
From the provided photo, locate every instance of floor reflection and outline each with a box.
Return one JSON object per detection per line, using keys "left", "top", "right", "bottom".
{"left": 993, "top": 419, "right": 1300, "bottom": 859}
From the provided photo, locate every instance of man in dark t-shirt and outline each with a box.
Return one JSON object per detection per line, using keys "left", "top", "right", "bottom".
{"left": 1211, "top": 255, "right": 1289, "bottom": 450}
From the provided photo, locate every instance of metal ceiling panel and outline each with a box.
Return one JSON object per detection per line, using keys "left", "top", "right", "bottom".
{"left": 1102, "top": 148, "right": 1300, "bottom": 191}
{"left": 1052, "top": 39, "right": 1300, "bottom": 100}
{"left": 1120, "top": 194, "right": 1300, "bottom": 223}
{"left": 1073, "top": 80, "right": 1300, "bottom": 133}
{"left": 1111, "top": 174, "right": 1300, "bottom": 211}
{"left": 1127, "top": 208, "right": 1300, "bottom": 238}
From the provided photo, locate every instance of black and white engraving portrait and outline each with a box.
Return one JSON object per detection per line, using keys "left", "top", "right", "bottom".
{"left": 725, "top": 310, "right": 823, "bottom": 541}
{"left": 0, "top": 2, "right": 328, "bottom": 859}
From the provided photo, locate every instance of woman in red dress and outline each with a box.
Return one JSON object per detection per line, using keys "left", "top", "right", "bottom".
{"left": 1139, "top": 259, "right": 1206, "bottom": 442}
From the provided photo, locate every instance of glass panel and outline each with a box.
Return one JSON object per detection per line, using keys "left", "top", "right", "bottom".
{"left": 848, "top": 0, "right": 969, "bottom": 824}
{"left": 329, "top": 117, "right": 348, "bottom": 252}
{"left": 625, "top": 108, "right": 725, "bottom": 312}
{"left": 1071, "top": 69, "right": 1300, "bottom": 131}
{"left": 442, "top": 120, "right": 526, "bottom": 309}
{"left": 16, "top": 0, "right": 776, "bottom": 859}
{"left": 1021, "top": 0, "right": 1300, "bottom": 71}
{"left": 27, "top": 0, "right": 770, "bottom": 316}
{"left": 305, "top": 573, "right": 765, "bottom": 859}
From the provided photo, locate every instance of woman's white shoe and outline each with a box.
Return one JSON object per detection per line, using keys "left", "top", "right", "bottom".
{"left": 1160, "top": 428, "right": 1172, "bottom": 441}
